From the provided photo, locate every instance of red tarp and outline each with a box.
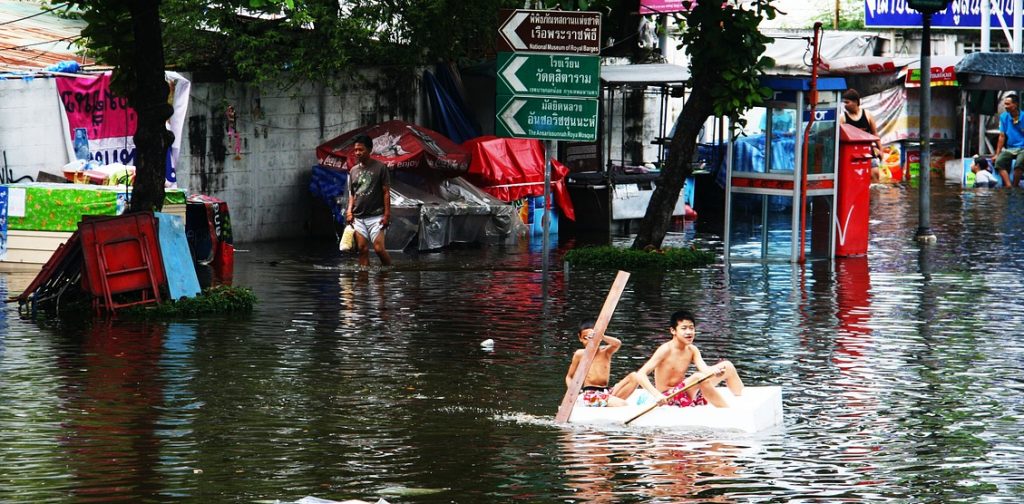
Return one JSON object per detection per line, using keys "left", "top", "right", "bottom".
{"left": 316, "top": 120, "right": 469, "bottom": 173}
{"left": 462, "top": 136, "right": 575, "bottom": 221}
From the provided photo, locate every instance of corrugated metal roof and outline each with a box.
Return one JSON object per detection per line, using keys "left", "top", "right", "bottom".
{"left": 0, "top": 0, "right": 93, "bottom": 71}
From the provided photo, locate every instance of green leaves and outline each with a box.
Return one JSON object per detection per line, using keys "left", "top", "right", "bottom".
{"left": 678, "top": 0, "right": 777, "bottom": 125}
{"left": 564, "top": 246, "right": 716, "bottom": 270}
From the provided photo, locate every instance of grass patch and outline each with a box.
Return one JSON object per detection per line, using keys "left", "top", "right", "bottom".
{"left": 563, "top": 245, "right": 715, "bottom": 270}
{"left": 120, "top": 285, "right": 258, "bottom": 318}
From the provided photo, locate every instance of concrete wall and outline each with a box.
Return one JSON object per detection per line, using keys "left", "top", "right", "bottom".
{"left": 0, "top": 78, "right": 69, "bottom": 184}
{"left": 180, "top": 68, "right": 424, "bottom": 242}
{"left": 0, "top": 68, "right": 424, "bottom": 243}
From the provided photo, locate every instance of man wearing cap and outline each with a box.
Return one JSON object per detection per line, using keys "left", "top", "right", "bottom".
{"left": 345, "top": 134, "right": 392, "bottom": 267}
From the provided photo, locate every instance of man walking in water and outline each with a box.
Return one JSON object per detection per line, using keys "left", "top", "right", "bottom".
{"left": 346, "top": 134, "right": 392, "bottom": 267}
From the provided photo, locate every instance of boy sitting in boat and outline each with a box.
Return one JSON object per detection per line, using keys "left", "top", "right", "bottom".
{"left": 565, "top": 319, "right": 639, "bottom": 407}
{"left": 634, "top": 310, "right": 744, "bottom": 408}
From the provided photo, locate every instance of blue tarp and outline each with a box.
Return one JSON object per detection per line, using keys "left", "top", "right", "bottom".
{"left": 423, "top": 64, "right": 479, "bottom": 144}
{"left": 308, "top": 165, "right": 348, "bottom": 225}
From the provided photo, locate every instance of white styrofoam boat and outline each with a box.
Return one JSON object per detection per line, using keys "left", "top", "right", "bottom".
{"left": 567, "top": 386, "right": 783, "bottom": 432}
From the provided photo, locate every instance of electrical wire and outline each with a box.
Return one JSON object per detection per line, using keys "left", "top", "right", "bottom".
{"left": 0, "top": 2, "right": 69, "bottom": 27}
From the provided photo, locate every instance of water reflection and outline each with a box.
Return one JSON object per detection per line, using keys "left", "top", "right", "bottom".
{"left": 559, "top": 431, "right": 746, "bottom": 502}
{"left": 58, "top": 321, "right": 167, "bottom": 501}
{"left": 4, "top": 184, "right": 1024, "bottom": 501}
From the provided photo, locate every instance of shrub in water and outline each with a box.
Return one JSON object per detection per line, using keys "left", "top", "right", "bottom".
{"left": 563, "top": 245, "right": 715, "bottom": 270}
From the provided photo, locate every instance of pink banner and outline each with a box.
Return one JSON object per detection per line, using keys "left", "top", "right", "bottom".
{"left": 640, "top": 0, "right": 688, "bottom": 15}
{"left": 57, "top": 74, "right": 139, "bottom": 166}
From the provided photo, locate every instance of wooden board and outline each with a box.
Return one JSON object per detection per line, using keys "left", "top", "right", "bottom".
{"left": 0, "top": 230, "right": 75, "bottom": 269}
{"left": 156, "top": 212, "right": 201, "bottom": 300}
{"left": 554, "top": 270, "right": 630, "bottom": 423}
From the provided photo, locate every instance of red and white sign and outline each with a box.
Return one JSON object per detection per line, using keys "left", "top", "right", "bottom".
{"left": 56, "top": 72, "right": 191, "bottom": 187}
{"left": 57, "top": 73, "right": 138, "bottom": 166}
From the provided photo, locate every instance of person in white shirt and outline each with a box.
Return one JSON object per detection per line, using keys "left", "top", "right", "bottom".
{"left": 972, "top": 157, "right": 998, "bottom": 188}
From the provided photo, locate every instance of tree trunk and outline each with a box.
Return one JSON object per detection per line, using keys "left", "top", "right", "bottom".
{"left": 631, "top": 86, "right": 715, "bottom": 250}
{"left": 128, "top": 0, "right": 173, "bottom": 213}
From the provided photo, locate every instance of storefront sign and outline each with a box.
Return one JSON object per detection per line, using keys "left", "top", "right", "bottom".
{"left": 905, "top": 65, "right": 958, "bottom": 87}
{"left": 865, "top": 0, "right": 1014, "bottom": 28}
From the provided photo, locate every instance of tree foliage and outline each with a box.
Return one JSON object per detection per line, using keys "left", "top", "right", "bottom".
{"left": 632, "top": 0, "right": 778, "bottom": 250}
{"left": 809, "top": 0, "right": 865, "bottom": 30}
{"left": 61, "top": 0, "right": 173, "bottom": 213}
{"left": 159, "top": 0, "right": 525, "bottom": 85}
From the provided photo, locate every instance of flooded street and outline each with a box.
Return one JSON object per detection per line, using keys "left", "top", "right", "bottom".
{"left": 3, "top": 182, "right": 1024, "bottom": 502}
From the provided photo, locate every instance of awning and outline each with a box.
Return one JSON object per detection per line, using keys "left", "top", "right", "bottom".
{"left": 600, "top": 64, "right": 689, "bottom": 85}
{"left": 955, "top": 52, "right": 1024, "bottom": 90}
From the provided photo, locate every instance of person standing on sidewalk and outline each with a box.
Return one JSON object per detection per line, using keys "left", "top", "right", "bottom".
{"left": 346, "top": 134, "right": 392, "bottom": 267}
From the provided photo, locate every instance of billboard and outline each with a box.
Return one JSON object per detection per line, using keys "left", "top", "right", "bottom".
{"left": 865, "top": 0, "right": 1018, "bottom": 29}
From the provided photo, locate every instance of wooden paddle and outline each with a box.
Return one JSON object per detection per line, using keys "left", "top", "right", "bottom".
{"left": 623, "top": 371, "right": 717, "bottom": 426}
{"left": 554, "top": 270, "right": 630, "bottom": 423}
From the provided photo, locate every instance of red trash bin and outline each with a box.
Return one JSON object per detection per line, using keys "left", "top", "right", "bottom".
{"left": 836, "top": 124, "right": 876, "bottom": 256}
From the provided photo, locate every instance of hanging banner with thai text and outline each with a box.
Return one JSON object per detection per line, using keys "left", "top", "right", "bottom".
{"left": 865, "top": 0, "right": 1017, "bottom": 28}
{"left": 640, "top": 1, "right": 688, "bottom": 15}
{"left": 55, "top": 71, "right": 191, "bottom": 187}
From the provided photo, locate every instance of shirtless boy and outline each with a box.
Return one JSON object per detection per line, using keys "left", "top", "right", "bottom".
{"left": 635, "top": 310, "right": 744, "bottom": 408}
{"left": 565, "top": 319, "right": 639, "bottom": 407}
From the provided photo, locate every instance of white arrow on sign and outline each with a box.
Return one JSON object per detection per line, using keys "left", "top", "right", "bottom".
{"left": 499, "top": 11, "right": 529, "bottom": 51}
{"left": 499, "top": 55, "right": 528, "bottom": 93}
{"left": 500, "top": 98, "right": 526, "bottom": 135}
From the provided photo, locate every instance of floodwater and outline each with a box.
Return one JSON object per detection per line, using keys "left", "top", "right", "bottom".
{"left": 2, "top": 182, "right": 1024, "bottom": 503}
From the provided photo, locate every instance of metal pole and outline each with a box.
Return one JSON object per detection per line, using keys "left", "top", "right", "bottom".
{"left": 543, "top": 139, "right": 554, "bottom": 275}
{"left": 724, "top": 120, "right": 734, "bottom": 263}
{"left": 982, "top": 0, "right": 991, "bottom": 52}
{"left": 792, "top": 90, "right": 804, "bottom": 263}
{"left": 917, "top": 15, "right": 936, "bottom": 242}
{"left": 1015, "top": 0, "right": 1023, "bottom": 53}
{"left": 660, "top": 14, "right": 669, "bottom": 60}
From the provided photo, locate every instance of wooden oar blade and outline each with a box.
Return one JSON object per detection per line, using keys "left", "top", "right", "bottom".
{"left": 554, "top": 270, "right": 630, "bottom": 423}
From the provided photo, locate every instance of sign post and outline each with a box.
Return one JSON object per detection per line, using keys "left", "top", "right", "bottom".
{"left": 496, "top": 8, "right": 602, "bottom": 279}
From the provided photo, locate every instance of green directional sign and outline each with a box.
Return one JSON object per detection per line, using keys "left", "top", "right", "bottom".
{"left": 497, "top": 52, "right": 600, "bottom": 98}
{"left": 496, "top": 95, "right": 598, "bottom": 142}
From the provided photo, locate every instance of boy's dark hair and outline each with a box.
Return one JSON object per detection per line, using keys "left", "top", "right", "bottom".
{"left": 578, "top": 319, "right": 596, "bottom": 333}
{"left": 842, "top": 88, "right": 861, "bottom": 103}
{"left": 1007, "top": 93, "right": 1020, "bottom": 105}
{"left": 975, "top": 156, "right": 990, "bottom": 171}
{"left": 353, "top": 134, "right": 374, "bottom": 150}
{"left": 669, "top": 310, "right": 696, "bottom": 328}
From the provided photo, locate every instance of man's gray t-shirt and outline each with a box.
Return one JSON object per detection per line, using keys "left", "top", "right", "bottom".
{"left": 348, "top": 159, "right": 390, "bottom": 217}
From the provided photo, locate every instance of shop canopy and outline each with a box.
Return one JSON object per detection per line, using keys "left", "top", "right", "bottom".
{"left": 316, "top": 119, "right": 469, "bottom": 174}
{"left": 955, "top": 52, "right": 1024, "bottom": 90}
{"left": 461, "top": 136, "right": 575, "bottom": 221}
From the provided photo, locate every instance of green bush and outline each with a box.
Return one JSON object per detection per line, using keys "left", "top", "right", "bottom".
{"left": 563, "top": 246, "right": 715, "bottom": 270}
{"left": 120, "top": 285, "right": 258, "bottom": 318}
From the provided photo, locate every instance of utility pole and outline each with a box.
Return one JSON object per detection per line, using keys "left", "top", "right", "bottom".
{"left": 908, "top": 0, "right": 951, "bottom": 243}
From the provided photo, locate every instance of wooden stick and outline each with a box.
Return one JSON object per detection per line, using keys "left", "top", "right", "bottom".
{"left": 554, "top": 270, "right": 630, "bottom": 423}
{"left": 623, "top": 372, "right": 717, "bottom": 426}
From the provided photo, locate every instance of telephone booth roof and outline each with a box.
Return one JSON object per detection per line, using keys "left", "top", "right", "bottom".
{"left": 758, "top": 76, "right": 848, "bottom": 105}
{"left": 759, "top": 75, "right": 848, "bottom": 91}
